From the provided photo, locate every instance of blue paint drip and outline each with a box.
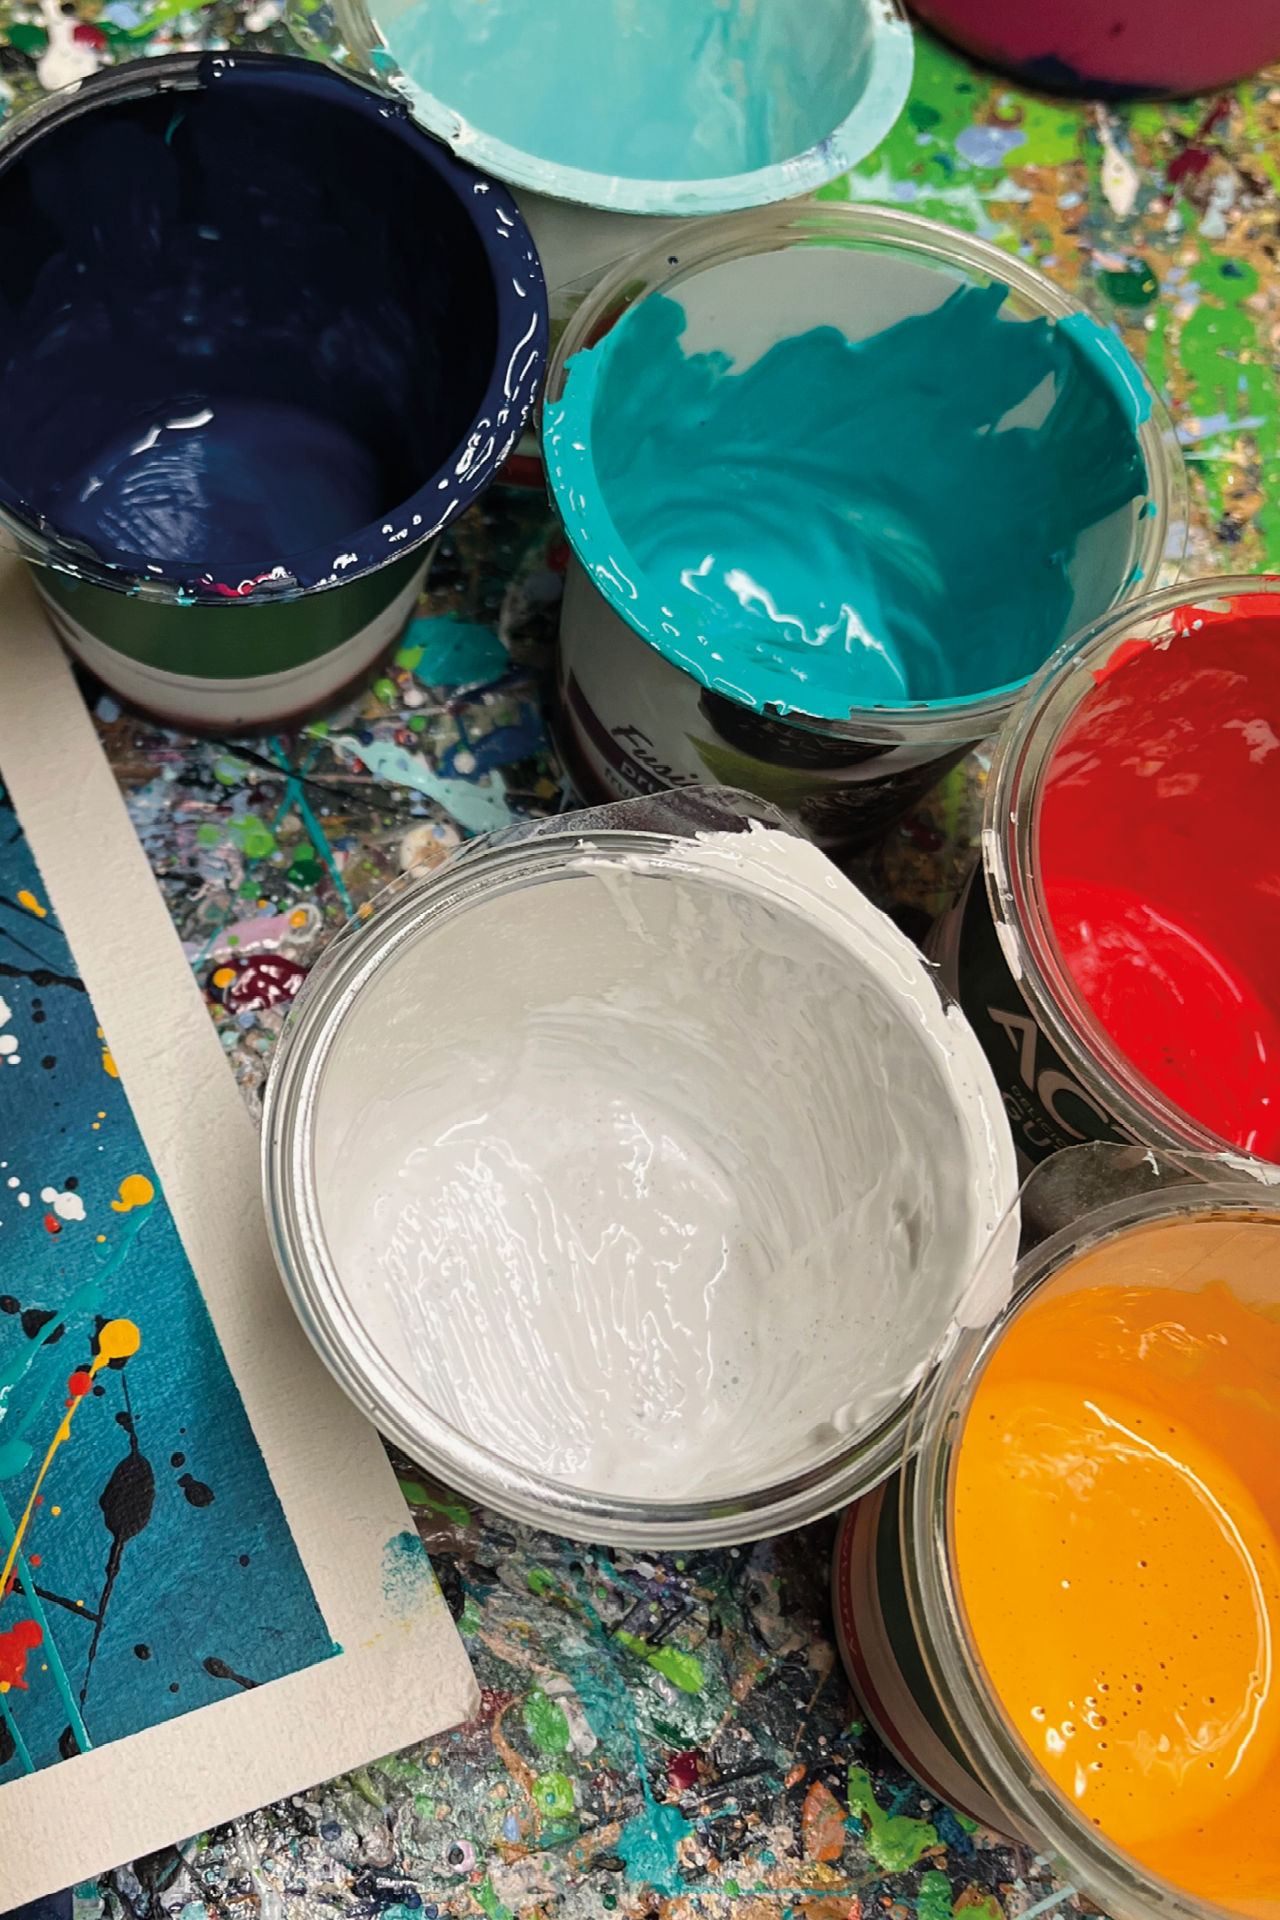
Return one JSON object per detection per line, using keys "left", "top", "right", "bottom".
{"left": 545, "top": 281, "right": 1152, "bottom": 718}
{"left": 379, "top": 0, "right": 877, "bottom": 184}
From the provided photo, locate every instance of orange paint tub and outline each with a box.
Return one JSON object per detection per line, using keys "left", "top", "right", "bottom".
{"left": 889, "top": 1172, "right": 1280, "bottom": 1920}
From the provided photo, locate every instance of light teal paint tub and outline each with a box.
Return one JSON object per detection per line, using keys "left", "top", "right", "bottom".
{"left": 542, "top": 204, "right": 1186, "bottom": 847}
{"left": 292, "top": 0, "right": 914, "bottom": 219}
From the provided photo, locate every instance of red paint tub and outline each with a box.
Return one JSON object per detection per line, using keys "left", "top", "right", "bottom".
{"left": 935, "top": 577, "right": 1280, "bottom": 1165}
{"left": 909, "top": 0, "right": 1280, "bottom": 99}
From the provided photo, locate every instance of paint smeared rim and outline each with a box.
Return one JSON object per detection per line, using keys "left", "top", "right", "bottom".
{"left": 305, "top": 0, "right": 914, "bottom": 217}
{"left": 987, "top": 573, "right": 1280, "bottom": 1169}
{"left": 542, "top": 203, "right": 1187, "bottom": 747}
{"left": 903, "top": 1178, "right": 1280, "bottom": 1920}
{"left": 262, "top": 815, "right": 1019, "bottom": 1548}
{"left": 0, "top": 53, "right": 548, "bottom": 607}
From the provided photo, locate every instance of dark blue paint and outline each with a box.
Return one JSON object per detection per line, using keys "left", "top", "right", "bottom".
{"left": 0, "top": 55, "right": 547, "bottom": 598}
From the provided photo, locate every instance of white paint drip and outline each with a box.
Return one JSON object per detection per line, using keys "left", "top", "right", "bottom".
{"left": 315, "top": 828, "right": 1016, "bottom": 1501}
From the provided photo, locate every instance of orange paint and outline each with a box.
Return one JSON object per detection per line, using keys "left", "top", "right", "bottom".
{"left": 955, "top": 1216, "right": 1280, "bottom": 1905}
{"left": 110, "top": 1173, "right": 154, "bottom": 1214}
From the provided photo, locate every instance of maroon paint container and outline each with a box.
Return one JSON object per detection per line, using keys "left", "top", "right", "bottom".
{"left": 909, "top": 0, "right": 1280, "bottom": 98}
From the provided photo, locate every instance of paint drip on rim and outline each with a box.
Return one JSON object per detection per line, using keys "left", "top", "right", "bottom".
{"left": 544, "top": 279, "right": 1152, "bottom": 720}
{"left": 312, "top": 828, "right": 1017, "bottom": 1502}
{"left": 1038, "top": 591, "right": 1280, "bottom": 1160}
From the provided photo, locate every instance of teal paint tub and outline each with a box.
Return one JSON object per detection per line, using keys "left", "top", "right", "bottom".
{"left": 0, "top": 53, "right": 547, "bottom": 729}
{"left": 542, "top": 205, "right": 1185, "bottom": 848}
{"left": 291, "top": 0, "right": 914, "bottom": 220}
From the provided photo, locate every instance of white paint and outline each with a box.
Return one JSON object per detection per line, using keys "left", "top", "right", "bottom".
{"left": 314, "top": 828, "right": 1016, "bottom": 1502}
{"left": 36, "top": 0, "right": 102, "bottom": 91}
{"left": 41, "top": 1185, "right": 86, "bottom": 1221}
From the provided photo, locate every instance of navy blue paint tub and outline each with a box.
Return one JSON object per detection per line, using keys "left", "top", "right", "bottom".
{"left": 0, "top": 53, "right": 547, "bottom": 728}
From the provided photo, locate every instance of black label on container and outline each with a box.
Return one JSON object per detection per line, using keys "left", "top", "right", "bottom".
{"left": 956, "top": 876, "right": 1140, "bottom": 1163}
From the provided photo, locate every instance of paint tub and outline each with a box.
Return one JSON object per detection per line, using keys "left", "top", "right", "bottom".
{"left": 884, "top": 1158, "right": 1280, "bottom": 1920}
{"left": 262, "top": 788, "right": 1017, "bottom": 1547}
{"left": 908, "top": 0, "right": 1280, "bottom": 99}
{"left": 934, "top": 576, "right": 1280, "bottom": 1166}
{"left": 542, "top": 205, "right": 1185, "bottom": 851}
{"left": 291, "top": 0, "right": 914, "bottom": 221}
{"left": 0, "top": 53, "right": 547, "bottom": 730}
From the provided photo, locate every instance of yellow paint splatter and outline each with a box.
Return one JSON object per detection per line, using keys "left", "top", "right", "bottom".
{"left": 96, "top": 1028, "right": 119, "bottom": 1078}
{"left": 290, "top": 909, "right": 307, "bottom": 928}
{"left": 212, "top": 967, "right": 236, "bottom": 989}
{"left": 16, "top": 890, "right": 46, "bottom": 918}
{"left": 110, "top": 1174, "right": 154, "bottom": 1214}
{"left": 51, "top": 1507, "right": 60, "bottom": 1517}
{"left": 0, "top": 1320, "right": 142, "bottom": 1601}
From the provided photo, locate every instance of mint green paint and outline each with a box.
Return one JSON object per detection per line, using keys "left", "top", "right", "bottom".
{"left": 523, "top": 1687, "right": 572, "bottom": 1753}
{"left": 377, "top": 0, "right": 886, "bottom": 185}
{"left": 847, "top": 1765, "right": 937, "bottom": 1872}
{"left": 616, "top": 1802, "right": 694, "bottom": 1895}
{"left": 546, "top": 282, "right": 1151, "bottom": 718}
{"left": 458, "top": 1595, "right": 481, "bottom": 1636}
{"left": 615, "top": 1628, "right": 705, "bottom": 1693}
{"left": 406, "top": 616, "right": 509, "bottom": 689}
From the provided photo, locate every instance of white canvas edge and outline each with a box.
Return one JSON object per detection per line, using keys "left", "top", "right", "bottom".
{"left": 0, "top": 558, "right": 479, "bottom": 1904}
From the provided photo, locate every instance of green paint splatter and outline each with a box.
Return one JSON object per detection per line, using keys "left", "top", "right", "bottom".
{"left": 1016, "top": 96, "right": 1082, "bottom": 169}
{"left": 1097, "top": 260, "right": 1159, "bottom": 309}
{"left": 395, "top": 1475, "right": 471, "bottom": 1526}
{"left": 616, "top": 1803, "right": 693, "bottom": 1896}
{"left": 533, "top": 1769, "right": 574, "bottom": 1815}
{"left": 373, "top": 677, "right": 397, "bottom": 703}
{"left": 1177, "top": 249, "right": 1280, "bottom": 565}
{"left": 917, "top": 1870, "right": 954, "bottom": 1920}
{"left": 6, "top": 22, "right": 47, "bottom": 53}
{"left": 615, "top": 1629, "right": 705, "bottom": 1693}
{"left": 527, "top": 1567, "right": 556, "bottom": 1595}
{"left": 523, "top": 1687, "right": 571, "bottom": 1754}
{"left": 458, "top": 1595, "right": 481, "bottom": 1636}
{"left": 953, "top": 1810, "right": 979, "bottom": 1834}
{"left": 227, "top": 815, "right": 276, "bottom": 859}
{"left": 847, "top": 1766, "right": 938, "bottom": 1872}
{"left": 413, "top": 1792, "right": 436, "bottom": 1819}
{"left": 195, "top": 823, "right": 223, "bottom": 847}
{"left": 474, "top": 1878, "right": 513, "bottom": 1920}
{"left": 958, "top": 1899, "right": 1002, "bottom": 1920}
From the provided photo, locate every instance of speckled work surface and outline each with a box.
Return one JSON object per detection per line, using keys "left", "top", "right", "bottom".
{"left": 0, "top": 8, "right": 1275, "bottom": 1917}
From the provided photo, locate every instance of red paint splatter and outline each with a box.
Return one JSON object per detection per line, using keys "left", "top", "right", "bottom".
{"left": 43, "top": 1212, "right": 61, "bottom": 1235}
{"left": 1167, "top": 145, "right": 1211, "bottom": 184}
{"left": 227, "top": 953, "right": 307, "bottom": 1014}
{"left": 667, "top": 1750, "right": 701, "bottom": 1793}
{"left": 0, "top": 1619, "right": 43, "bottom": 1690}
{"left": 28, "top": 1555, "right": 40, "bottom": 1569}
{"left": 67, "top": 1370, "right": 93, "bottom": 1399}
{"left": 72, "top": 21, "right": 106, "bottom": 44}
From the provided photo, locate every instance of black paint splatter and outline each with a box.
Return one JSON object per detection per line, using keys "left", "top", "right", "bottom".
{"left": 203, "top": 1656, "right": 257, "bottom": 1690}
{"left": 238, "top": 1554, "right": 250, "bottom": 1567}
{"left": 0, "top": 1713, "right": 13, "bottom": 1768}
{"left": 19, "top": 1307, "right": 64, "bottom": 1345}
{"left": 0, "top": 1297, "right": 16, "bottom": 1315}
{"left": 0, "top": 961, "right": 85, "bottom": 992}
{"left": 170, "top": 1451, "right": 185, "bottom": 1468}
{"left": 134, "top": 1644, "right": 151, "bottom": 1660}
{"left": 178, "top": 1474, "right": 214, "bottom": 1508}
{"left": 33, "top": 1586, "right": 99, "bottom": 1624}
{"left": 82, "top": 1377, "right": 154, "bottom": 1708}
{"left": 40, "top": 1056, "right": 55, "bottom": 1070}
{"left": 58, "top": 1725, "right": 81, "bottom": 1759}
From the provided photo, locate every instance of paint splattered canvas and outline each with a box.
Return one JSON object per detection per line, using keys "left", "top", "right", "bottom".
{"left": 0, "top": 784, "right": 337, "bottom": 1769}
{"left": 0, "top": 560, "right": 477, "bottom": 1906}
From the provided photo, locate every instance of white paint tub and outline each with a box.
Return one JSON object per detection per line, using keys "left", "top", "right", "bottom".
{"left": 263, "top": 792, "right": 1017, "bottom": 1545}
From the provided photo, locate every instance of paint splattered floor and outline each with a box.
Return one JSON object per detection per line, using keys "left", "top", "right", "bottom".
{"left": 0, "top": 6, "right": 1273, "bottom": 1916}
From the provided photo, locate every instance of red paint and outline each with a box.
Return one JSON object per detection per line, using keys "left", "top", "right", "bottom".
{"left": 0, "top": 1619, "right": 42, "bottom": 1690}
{"left": 72, "top": 21, "right": 106, "bottom": 45}
{"left": 67, "top": 1369, "right": 93, "bottom": 1398}
{"left": 42, "top": 1212, "right": 60, "bottom": 1234}
{"left": 225, "top": 952, "right": 307, "bottom": 1014}
{"left": 909, "top": 0, "right": 1280, "bottom": 96}
{"left": 1039, "top": 597, "right": 1280, "bottom": 1157}
{"left": 667, "top": 1750, "right": 700, "bottom": 1793}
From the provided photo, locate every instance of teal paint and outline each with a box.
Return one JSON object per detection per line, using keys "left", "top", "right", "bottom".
{"left": 380, "top": 1528, "right": 439, "bottom": 1616}
{"left": 377, "top": 0, "right": 879, "bottom": 185}
{"left": 404, "top": 617, "right": 509, "bottom": 689}
{"left": 545, "top": 283, "right": 1151, "bottom": 719}
{"left": 616, "top": 1802, "right": 695, "bottom": 1895}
